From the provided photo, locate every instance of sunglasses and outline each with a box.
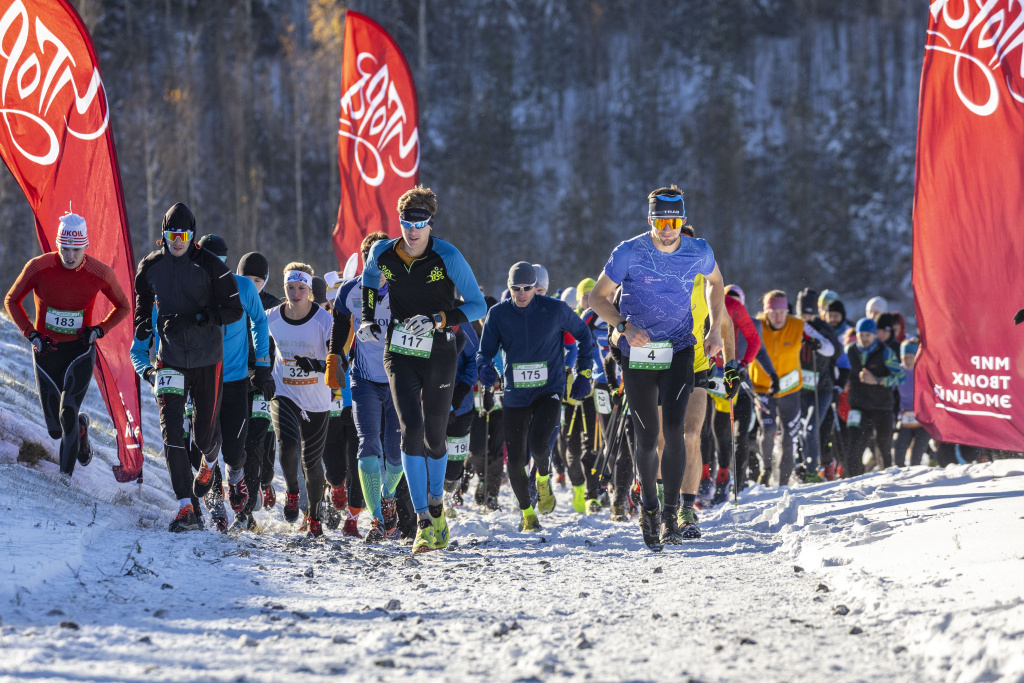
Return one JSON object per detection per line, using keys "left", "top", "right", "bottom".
{"left": 650, "top": 217, "right": 685, "bottom": 231}
{"left": 164, "top": 230, "right": 193, "bottom": 243}
{"left": 510, "top": 285, "right": 534, "bottom": 293}
{"left": 400, "top": 218, "right": 432, "bottom": 230}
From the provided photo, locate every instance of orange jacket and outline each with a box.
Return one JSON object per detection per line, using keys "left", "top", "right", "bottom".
{"left": 750, "top": 314, "right": 803, "bottom": 397}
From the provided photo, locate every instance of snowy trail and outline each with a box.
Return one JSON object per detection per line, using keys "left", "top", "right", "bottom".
{"left": 1, "top": 313, "right": 1022, "bottom": 682}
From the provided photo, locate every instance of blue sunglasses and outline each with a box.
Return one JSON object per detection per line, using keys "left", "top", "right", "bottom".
{"left": 400, "top": 217, "right": 432, "bottom": 230}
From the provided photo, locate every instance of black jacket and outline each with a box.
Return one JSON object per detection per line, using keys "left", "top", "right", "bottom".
{"left": 133, "top": 204, "right": 242, "bottom": 369}
{"left": 801, "top": 318, "right": 839, "bottom": 393}
{"left": 846, "top": 341, "right": 896, "bottom": 412}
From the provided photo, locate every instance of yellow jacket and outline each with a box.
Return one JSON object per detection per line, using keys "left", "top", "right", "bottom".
{"left": 750, "top": 314, "right": 803, "bottom": 397}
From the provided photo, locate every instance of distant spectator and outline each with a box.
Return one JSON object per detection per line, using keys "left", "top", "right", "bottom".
{"left": 865, "top": 296, "right": 888, "bottom": 320}
{"left": 892, "top": 338, "right": 929, "bottom": 467}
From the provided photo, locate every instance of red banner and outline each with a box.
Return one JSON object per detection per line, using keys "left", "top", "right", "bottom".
{"left": 0, "top": 0, "right": 143, "bottom": 479}
{"left": 333, "top": 11, "right": 419, "bottom": 266}
{"left": 913, "top": 1, "right": 1024, "bottom": 451}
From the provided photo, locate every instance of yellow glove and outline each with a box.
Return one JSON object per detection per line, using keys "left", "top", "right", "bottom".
{"left": 325, "top": 354, "right": 347, "bottom": 390}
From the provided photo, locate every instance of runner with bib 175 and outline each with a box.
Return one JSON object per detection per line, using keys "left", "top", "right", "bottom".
{"left": 588, "top": 185, "right": 726, "bottom": 551}
{"left": 358, "top": 186, "right": 486, "bottom": 554}
{"left": 477, "top": 262, "right": 594, "bottom": 533}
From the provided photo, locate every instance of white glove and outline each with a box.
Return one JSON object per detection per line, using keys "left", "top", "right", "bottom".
{"left": 356, "top": 322, "right": 381, "bottom": 343}
{"left": 404, "top": 315, "right": 435, "bottom": 336}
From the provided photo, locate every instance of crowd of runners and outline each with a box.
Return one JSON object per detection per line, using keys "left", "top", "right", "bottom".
{"left": 5, "top": 185, "right": 989, "bottom": 552}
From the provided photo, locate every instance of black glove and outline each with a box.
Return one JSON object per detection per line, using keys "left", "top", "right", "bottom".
{"left": 1015, "top": 309, "right": 1024, "bottom": 325}
{"left": 451, "top": 382, "right": 472, "bottom": 410}
{"left": 77, "top": 325, "right": 104, "bottom": 346}
{"left": 142, "top": 367, "right": 157, "bottom": 387}
{"left": 254, "top": 364, "right": 276, "bottom": 400}
{"left": 28, "top": 331, "right": 58, "bottom": 355}
{"left": 723, "top": 360, "right": 741, "bottom": 399}
{"left": 769, "top": 373, "right": 781, "bottom": 397}
{"left": 483, "top": 387, "right": 495, "bottom": 412}
{"left": 295, "top": 356, "right": 326, "bottom": 374}
{"left": 805, "top": 336, "right": 822, "bottom": 351}
{"left": 161, "top": 313, "right": 197, "bottom": 336}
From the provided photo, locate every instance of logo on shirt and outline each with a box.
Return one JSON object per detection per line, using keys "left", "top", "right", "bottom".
{"left": 381, "top": 265, "right": 394, "bottom": 282}
{"left": 427, "top": 266, "right": 445, "bottom": 283}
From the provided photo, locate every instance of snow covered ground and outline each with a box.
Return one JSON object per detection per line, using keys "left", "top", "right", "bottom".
{"left": 1, "top": 314, "right": 1023, "bottom": 682}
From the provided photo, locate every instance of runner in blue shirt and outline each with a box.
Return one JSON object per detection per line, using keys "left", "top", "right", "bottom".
{"left": 589, "top": 186, "right": 726, "bottom": 550}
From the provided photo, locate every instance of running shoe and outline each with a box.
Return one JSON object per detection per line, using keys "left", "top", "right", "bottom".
{"left": 306, "top": 517, "right": 323, "bottom": 539}
{"left": 76, "top": 413, "right": 92, "bottom": 466}
{"left": 660, "top": 509, "right": 683, "bottom": 545}
{"left": 342, "top": 513, "right": 362, "bottom": 539}
{"left": 430, "top": 505, "right": 449, "bottom": 550}
{"left": 585, "top": 499, "right": 602, "bottom": 516}
{"left": 193, "top": 461, "right": 217, "bottom": 498}
{"left": 210, "top": 501, "right": 229, "bottom": 533}
{"left": 262, "top": 483, "right": 277, "bottom": 508}
{"left": 169, "top": 505, "right": 200, "bottom": 533}
{"left": 610, "top": 504, "right": 627, "bottom": 522}
{"left": 536, "top": 474, "right": 556, "bottom": 514}
{"left": 572, "top": 485, "right": 586, "bottom": 514}
{"left": 283, "top": 492, "right": 300, "bottom": 523}
{"left": 555, "top": 472, "right": 567, "bottom": 490}
{"left": 640, "top": 506, "right": 663, "bottom": 551}
{"left": 228, "top": 480, "right": 249, "bottom": 513}
{"left": 382, "top": 497, "right": 398, "bottom": 537}
{"left": 412, "top": 519, "right": 436, "bottom": 554}
{"left": 519, "top": 508, "right": 541, "bottom": 532}
{"left": 364, "top": 518, "right": 386, "bottom": 543}
{"left": 677, "top": 507, "right": 702, "bottom": 539}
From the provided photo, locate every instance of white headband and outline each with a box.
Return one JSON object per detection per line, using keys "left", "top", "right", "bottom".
{"left": 285, "top": 270, "right": 313, "bottom": 288}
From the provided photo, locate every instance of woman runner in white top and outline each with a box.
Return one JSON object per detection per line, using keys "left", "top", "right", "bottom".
{"left": 267, "top": 262, "right": 335, "bottom": 538}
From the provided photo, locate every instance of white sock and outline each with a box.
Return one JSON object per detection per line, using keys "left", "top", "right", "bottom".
{"left": 202, "top": 457, "right": 219, "bottom": 471}
{"left": 178, "top": 498, "right": 192, "bottom": 510}
{"left": 227, "top": 467, "right": 244, "bottom": 486}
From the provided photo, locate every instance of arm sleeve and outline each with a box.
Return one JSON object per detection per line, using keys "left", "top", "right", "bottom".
{"left": 130, "top": 334, "right": 153, "bottom": 376}
{"left": 329, "top": 306, "right": 353, "bottom": 356}
{"left": 360, "top": 241, "right": 386, "bottom": 324}
{"left": 475, "top": 308, "right": 500, "bottom": 376}
{"left": 438, "top": 242, "right": 486, "bottom": 325}
{"left": 880, "top": 348, "right": 907, "bottom": 388}
{"left": 565, "top": 304, "right": 594, "bottom": 373}
{"left": 456, "top": 325, "right": 479, "bottom": 386}
{"left": 92, "top": 260, "right": 131, "bottom": 335}
{"left": 728, "top": 299, "right": 761, "bottom": 365}
{"left": 240, "top": 277, "right": 270, "bottom": 366}
{"left": 602, "top": 240, "right": 631, "bottom": 284}
{"left": 803, "top": 322, "right": 835, "bottom": 358}
{"left": 3, "top": 258, "right": 39, "bottom": 338}
{"left": 133, "top": 258, "right": 156, "bottom": 341}
{"left": 755, "top": 345, "right": 777, "bottom": 377}
{"left": 199, "top": 254, "right": 243, "bottom": 326}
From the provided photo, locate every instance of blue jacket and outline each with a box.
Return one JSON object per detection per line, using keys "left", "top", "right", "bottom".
{"left": 453, "top": 324, "right": 479, "bottom": 416}
{"left": 477, "top": 295, "right": 593, "bottom": 408}
{"left": 223, "top": 274, "right": 270, "bottom": 382}
{"left": 130, "top": 306, "right": 160, "bottom": 378}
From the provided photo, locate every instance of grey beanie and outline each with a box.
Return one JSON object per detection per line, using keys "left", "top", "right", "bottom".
{"left": 508, "top": 262, "right": 537, "bottom": 288}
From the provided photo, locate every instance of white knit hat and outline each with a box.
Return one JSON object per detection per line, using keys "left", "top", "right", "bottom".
{"left": 57, "top": 213, "right": 88, "bottom": 248}
{"left": 865, "top": 296, "right": 888, "bottom": 318}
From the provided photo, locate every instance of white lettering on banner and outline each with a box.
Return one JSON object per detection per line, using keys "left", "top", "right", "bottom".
{"left": 0, "top": 0, "right": 109, "bottom": 165}
{"left": 339, "top": 52, "right": 419, "bottom": 187}
{"left": 951, "top": 372, "right": 1012, "bottom": 389}
{"left": 928, "top": 0, "right": 1024, "bottom": 116}
{"left": 932, "top": 356, "right": 1015, "bottom": 419}
{"left": 970, "top": 356, "right": 1010, "bottom": 371}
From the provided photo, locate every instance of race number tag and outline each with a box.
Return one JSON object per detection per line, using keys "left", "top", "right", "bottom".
{"left": 446, "top": 434, "right": 470, "bottom": 462}
{"left": 778, "top": 369, "right": 800, "bottom": 393}
{"left": 389, "top": 322, "right": 433, "bottom": 358}
{"left": 330, "top": 399, "right": 345, "bottom": 418}
{"left": 45, "top": 307, "right": 83, "bottom": 335}
{"left": 594, "top": 388, "right": 612, "bottom": 415}
{"left": 847, "top": 409, "right": 862, "bottom": 428}
{"left": 901, "top": 410, "right": 919, "bottom": 427}
{"left": 283, "top": 358, "right": 321, "bottom": 386}
{"left": 512, "top": 362, "right": 548, "bottom": 388}
{"left": 251, "top": 394, "right": 270, "bottom": 420}
{"left": 802, "top": 370, "right": 819, "bottom": 391}
{"left": 156, "top": 368, "right": 185, "bottom": 396}
{"left": 707, "top": 369, "right": 728, "bottom": 400}
{"left": 628, "top": 341, "right": 673, "bottom": 370}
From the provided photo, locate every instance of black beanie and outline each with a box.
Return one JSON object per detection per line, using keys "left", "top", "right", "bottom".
{"left": 197, "top": 234, "right": 228, "bottom": 258}
{"left": 796, "top": 288, "right": 818, "bottom": 316}
{"left": 162, "top": 202, "right": 195, "bottom": 234}
{"left": 827, "top": 299, "right": 847, "bottom": 319}
{"left": 311, "top": 276, "right": 328, "bottom": 305}
{"left": 237, "top": 252, "right": 270, "bottom": 281}
{"left": 877, "top": 312, "right": 898, "bottom": 332}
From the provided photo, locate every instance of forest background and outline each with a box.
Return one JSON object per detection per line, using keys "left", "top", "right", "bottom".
{"left": 0, "top": 0, "right": 923, "bottom": 309}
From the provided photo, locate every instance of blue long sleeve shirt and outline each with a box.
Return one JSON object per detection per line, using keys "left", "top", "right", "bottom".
{"left": 222, "top": 274, "right": 270, "bottom": 382}
{"left": 453, "top": 324, "right": 479, "bottom": 416}
{"left": 477, "top": 295, "right": 593, "bottom": 408}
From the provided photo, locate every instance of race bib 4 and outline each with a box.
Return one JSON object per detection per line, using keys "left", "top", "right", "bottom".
{"left": 628, "top": 341, "right": 673, "bottom": 370}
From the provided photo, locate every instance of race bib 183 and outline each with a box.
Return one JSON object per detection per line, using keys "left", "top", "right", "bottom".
{"left": 45, "top": 307, "right": 83, "bottom": 335}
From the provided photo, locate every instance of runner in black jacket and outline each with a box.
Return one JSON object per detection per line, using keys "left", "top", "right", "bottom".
{"left": 134, "top": 202, "right": 243, "bottom": 532}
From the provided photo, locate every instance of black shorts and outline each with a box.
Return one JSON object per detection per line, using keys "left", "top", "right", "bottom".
{"left": 693, "top": 369, "right": 709, "bottom": 390}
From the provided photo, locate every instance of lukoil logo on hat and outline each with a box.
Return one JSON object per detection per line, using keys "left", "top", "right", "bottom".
{"left": 57, "top": 213, "right": 88, "bottom": 248}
